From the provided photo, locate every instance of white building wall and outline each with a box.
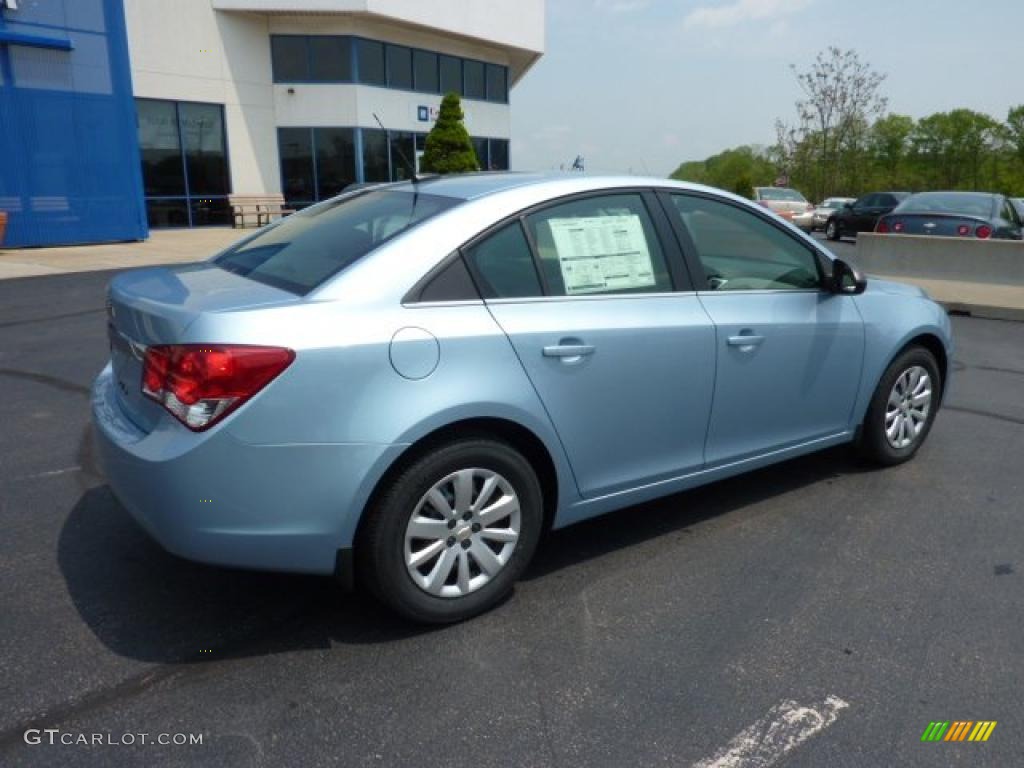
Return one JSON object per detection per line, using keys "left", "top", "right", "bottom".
{"left": 123, "top": 0, "right": 280, "bottom": 194}
{"left": 124, "top": 1, "right": 539, "bottom": 198}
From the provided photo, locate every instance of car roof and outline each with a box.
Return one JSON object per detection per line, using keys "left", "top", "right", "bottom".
{"left": 386, "top": 172, "right": 723, "bottom": 201}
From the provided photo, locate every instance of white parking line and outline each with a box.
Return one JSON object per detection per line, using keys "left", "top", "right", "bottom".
{"left": 692, "top": 694, "right": 849, "bottom": 768}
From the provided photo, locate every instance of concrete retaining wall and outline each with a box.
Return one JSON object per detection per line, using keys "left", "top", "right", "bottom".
{"left": 855, "top": 234, "right": 1024, "bottom": 286}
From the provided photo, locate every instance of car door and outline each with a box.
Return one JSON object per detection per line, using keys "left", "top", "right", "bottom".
{"left": 849, "top": 194, "right": 880, "bottom": 233}
{"left": 660, "top": 191, "right": 865, "bottom": 466}
{"left": 464, "top": 191, "right": 716, "bottom": 498}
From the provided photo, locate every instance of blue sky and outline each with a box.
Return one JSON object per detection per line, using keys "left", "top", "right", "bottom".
{"left": 510, "top": 0, "right": 1024, "bottom": 175}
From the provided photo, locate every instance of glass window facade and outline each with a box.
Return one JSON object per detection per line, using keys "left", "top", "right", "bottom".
{"left": 269, "top": 35, "right": 509, "bottom": 103}
{"left": 278, "top": 128, "right": 509, "bottom": 206}
{"left": 439, "top": 54, "right": 462, "bottom": 96}
{"left": 413, "top": 50, "right": 438, "bottom": 93}
{"left": 277, "top": 127, "right": 357, "bottom": 208}
{"left": 463, "top": 60, "right": 485, "bottom": 100}
{"left": 385, "top": 44, "right": 413, "bottom": 90}
{"left": 136, "top": 98, "right": 230, "bottom": 228}
{"left": 355, "top": 39, "right": 385, "bottom": 86}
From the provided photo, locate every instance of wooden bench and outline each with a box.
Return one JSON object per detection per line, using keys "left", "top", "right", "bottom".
{"left": 228, "top": 194, "right": 294, "bottom": 228}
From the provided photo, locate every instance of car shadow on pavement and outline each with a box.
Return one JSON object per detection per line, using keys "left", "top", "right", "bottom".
{"left": 57, "top": 486, "right": 431, "bottom": 665}
{"left": 58, "top": 446, "right": 869, "bottom": 664}
{"left": 525, "top": 445, "right": 869, "bottom": 581}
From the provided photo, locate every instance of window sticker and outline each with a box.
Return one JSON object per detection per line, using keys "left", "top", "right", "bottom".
{"left": 547, "top": 215, "right": 656, "bottom": 295}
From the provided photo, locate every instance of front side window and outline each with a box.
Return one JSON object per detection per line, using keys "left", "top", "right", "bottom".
{"left": 215, "top": 190, "right": 458, "bottom": 294}
{"left": 670, "top": 195, "right": 822, "bottom": 291}
{"left": 525, "top": 194, "right": 673, "bottom": 297}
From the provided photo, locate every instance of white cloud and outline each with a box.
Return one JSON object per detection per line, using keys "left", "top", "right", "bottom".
{"left": 683, "top": 0, "right": 814, "bottom": 29}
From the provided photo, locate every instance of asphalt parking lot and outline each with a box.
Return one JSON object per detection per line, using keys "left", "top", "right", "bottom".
{"left": 1, "top": 263, "right": 1022, "bottom": 767}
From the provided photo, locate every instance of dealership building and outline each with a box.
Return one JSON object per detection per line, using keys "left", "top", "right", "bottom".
{"left": 0, "top": 0, "right": 544, "bottom": 247}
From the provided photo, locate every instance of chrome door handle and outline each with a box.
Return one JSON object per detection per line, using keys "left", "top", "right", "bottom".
{"left": 543, "top": 344, "right": 595, "bottom": 358}
{"left": 727, "top": 334, "right": 765, "bottom": 348}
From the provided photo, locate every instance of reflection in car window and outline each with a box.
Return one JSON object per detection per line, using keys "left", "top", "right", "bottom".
{"left": 670, "top": 195, "right": 822, "bottom": 292}
{"left": 214, "top": 190, "right": 458, "bottom": 294}
{"left": 465, "top": 222, "right": 543, "bottom": 299}
{"left": 524, "top": 194, "right": 673, "bottom": 296}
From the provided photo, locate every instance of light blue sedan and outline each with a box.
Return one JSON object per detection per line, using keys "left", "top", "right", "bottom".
{"left": 93, "top": 174, "right": 952, "bottom": 622}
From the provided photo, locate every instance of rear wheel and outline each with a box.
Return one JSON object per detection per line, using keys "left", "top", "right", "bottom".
{"left": 359, "top": 438, "right": 543, "bottom": 623}
{"left": 859, "top": 346, "right": 941, "bottom": 466}
{"left": 826, "top": 219, "right": 840, "bottom": 241}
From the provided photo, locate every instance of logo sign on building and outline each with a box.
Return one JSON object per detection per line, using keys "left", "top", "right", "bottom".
{"left": 416, "top": 105, "right": 440, "bottom": 123}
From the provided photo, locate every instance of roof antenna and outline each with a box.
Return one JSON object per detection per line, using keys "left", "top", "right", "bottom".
{"left": 373, "top": 112, "right": 427, "bottom": 184}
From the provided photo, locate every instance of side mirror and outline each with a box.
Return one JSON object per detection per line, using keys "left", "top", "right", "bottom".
{"left": 831, "top": 258, "right": 867, "bottom": 295}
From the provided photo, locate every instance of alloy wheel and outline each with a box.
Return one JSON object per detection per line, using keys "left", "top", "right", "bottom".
{"left": 404, "top": 468, "right": 521, "bottom": 598}
{"left": 884, "top": 366, "right": 932, "bottom": 449}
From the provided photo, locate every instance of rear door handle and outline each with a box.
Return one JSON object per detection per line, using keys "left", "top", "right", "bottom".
{"left": 727, "top": 334, "right": 765, "bottom": 348}
{"left": 543, "top": 344, "right": 595, "bottom": 359}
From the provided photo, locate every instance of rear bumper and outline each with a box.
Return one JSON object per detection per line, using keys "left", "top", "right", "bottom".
{"left": 792, "top": 212, "right": 815, "bottom": 230}
{"left": 91, "top": 365, "right": 403, "bottom": 575}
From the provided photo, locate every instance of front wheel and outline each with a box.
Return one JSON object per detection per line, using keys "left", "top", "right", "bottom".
{"left": 859, "top": 346, "right": 941, "bottom": 466}
{"left": 826, "top": 219, "right": 840, "bottom": 241}
{"left": 358, "top": 438, "right": 543, "bottom": 623}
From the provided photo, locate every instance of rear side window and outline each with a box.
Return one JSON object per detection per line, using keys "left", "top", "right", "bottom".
{"left": 214, "top": 190, "right": 458, "bottom": 294}
{"left": 465, "top": 222, "right": 543, "bottom": 299}
{"left": 524, "top": 194, "right": 673, "bottom": 296}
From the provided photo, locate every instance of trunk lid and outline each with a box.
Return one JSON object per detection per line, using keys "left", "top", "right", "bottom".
{"left": 106, "top": 264, "right": 299, "bottom": 432}
{"left": 888, "top": 213, "right": 989, "bottom": 237}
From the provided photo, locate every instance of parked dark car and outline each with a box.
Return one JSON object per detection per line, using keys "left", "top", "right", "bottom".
{"left": 825, "top": 192, "right": 910, "bottom": 241}
{"left": 876, "top": 192, "right": 1023, "bottom": 240}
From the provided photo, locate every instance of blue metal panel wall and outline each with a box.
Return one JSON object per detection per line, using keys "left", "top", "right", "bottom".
{"left": 0, "top": 0, "right": 147, "bottom": 248}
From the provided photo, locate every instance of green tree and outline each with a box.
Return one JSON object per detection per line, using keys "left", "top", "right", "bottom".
{"left": 420, "top": 93, "right": 479, "bottom": 174}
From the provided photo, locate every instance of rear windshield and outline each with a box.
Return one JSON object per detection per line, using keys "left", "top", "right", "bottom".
{"left": 213, "top": 189, "right": 459, "bottom": 294}
{"left": 757, "top": 188, "right": 806, "bottom": 202}
{"left": 897, "top": 192, "right": 995, "bottom": 217}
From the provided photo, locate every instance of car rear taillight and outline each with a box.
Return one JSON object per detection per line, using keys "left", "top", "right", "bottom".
{"left": 975, "top": 225, "right": 992, "bottom": 239}
{"left": 957, "top": 224, "right": 970, "bottom": 236}
{"left": 142, "top": 344, "right": 295, "bottom": 431}
{"left": 876, "top": 219, "right": 890, "bottom": 233}
{"left": 892, "top": 221, "right": 904, "bottom": 233}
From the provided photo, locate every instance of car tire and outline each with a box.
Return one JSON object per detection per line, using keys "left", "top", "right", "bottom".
{"left": 826, "top": 219, "right": 840, "bottom": 241}
{"left": 858, "top": 346, "right": 941, "bottom": 466}
{"left": 358, "top": 438, "right": 544, "bottom": 624}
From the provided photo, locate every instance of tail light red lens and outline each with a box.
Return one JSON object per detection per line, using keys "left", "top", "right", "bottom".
{"left": 876, "top": 220, "right": 890, "bottom": 233}
{"left": 957, "top": 224, "right": 970, "bottom": 236}
{"left": 975, "top": 225, "right": 992, "bottom": 239}
{"left": 892, "top": 221, "right": 904, "bottom": 233}
{"left": 142, "top": 344, "right": 295, "bottom": 431}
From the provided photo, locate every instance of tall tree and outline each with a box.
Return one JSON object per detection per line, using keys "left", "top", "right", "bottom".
{"left": 420, "top": 93, "right": 479, "bottom": 174}
{"left": 789, "top": 47, "right": 888, "bottom": 199}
